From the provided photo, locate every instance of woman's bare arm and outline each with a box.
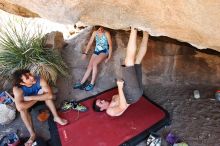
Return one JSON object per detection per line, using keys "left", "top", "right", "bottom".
{"left": 84, "top": 31, "right": 96, "bottom": 54}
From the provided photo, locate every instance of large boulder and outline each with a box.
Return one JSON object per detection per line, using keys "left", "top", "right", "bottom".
{"left": 43, "top": 31, "right": 66, "bottom": 52}
{"left": 1, "top": 0, "right": 220, "bottom": 52}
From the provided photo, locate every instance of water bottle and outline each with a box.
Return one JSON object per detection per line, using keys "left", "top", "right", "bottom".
{"left": 193, "top": 90, "right": 200, "bottom": 99}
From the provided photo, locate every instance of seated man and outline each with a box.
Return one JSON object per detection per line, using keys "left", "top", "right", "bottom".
{"left": 93, "top": 28, "right": 149, "bottom": 116}
{"left": 12, "top": 69, "right": 68, "bottom": 146}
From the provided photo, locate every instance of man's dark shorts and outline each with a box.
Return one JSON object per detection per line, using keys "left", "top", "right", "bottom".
{"left": 121, "top": 64, "right": 143, "bottom": 104}
{"left": 29, "top": 101, "right": 46, "bottom": 112}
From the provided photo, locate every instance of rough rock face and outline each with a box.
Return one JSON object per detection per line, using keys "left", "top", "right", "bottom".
{"left": 0, "top": 28, "right": 219, "bottom": 146}
{"left": 1, "top": 0, "right": 220, "bottom": 52}
{"left": 56, "top": 28, "right": 220, "bottom": 103}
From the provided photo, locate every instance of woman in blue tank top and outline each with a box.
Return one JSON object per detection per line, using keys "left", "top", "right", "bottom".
{"left": 73, "top": 26, "right": 113, "bottom": 91}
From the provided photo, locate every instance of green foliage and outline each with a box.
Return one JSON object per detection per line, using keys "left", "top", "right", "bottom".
{"left": 0, "top": 18, "right": 68, "bottom": 84}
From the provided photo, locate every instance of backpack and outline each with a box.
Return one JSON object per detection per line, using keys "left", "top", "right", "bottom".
{"left": 0, "top": 104, "right": 16, "bottom": 125}
{"left": 0, "top": 91, "right": 16, "bottom": 125}
{"left": 0, "top": 133, "right": 20, "bottom": 146}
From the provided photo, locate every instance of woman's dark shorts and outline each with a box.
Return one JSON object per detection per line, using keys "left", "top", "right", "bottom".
{"left": 93, "top": 49, "right": 109, "bottom": 55}
{"left": 121, "top": 64, "right": 143, "bottom": 104}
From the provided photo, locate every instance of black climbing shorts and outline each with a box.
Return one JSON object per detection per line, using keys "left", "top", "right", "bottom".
{"left": 121, "top": 64, "right": 143, "bottom": 104}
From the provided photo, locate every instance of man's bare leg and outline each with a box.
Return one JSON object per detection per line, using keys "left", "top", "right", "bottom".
{"left": 20, "top": 110, "right": 36, "bottom": 146}
{"left": 124, "top": 27, "right": 137, "bottom": 67}
{"left": 45, "top": 100, "right": 68, "bottom": 125}
{"left": 135, "top": 31, "right": 149, "bottom": 64}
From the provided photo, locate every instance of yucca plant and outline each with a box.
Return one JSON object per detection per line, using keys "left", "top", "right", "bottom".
{"left": 0, "top": 18, "right": 68, "bottom": 84}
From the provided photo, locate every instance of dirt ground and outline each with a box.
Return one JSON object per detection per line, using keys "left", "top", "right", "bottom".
{"left": 138, "top": 84, "right": 220, "bottom": 146}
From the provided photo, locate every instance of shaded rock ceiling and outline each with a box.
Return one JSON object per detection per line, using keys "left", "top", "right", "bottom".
{"left": 1, "top": 0, "right": 220, "bottom": 52}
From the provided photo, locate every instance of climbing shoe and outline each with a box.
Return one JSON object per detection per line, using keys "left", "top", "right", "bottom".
{"left": 85, "top": 83, "right": 95, "bottom": 91}
{"left": 73, "top": 81, "right": 88, "bottom": 90}
{"left": 72, "top": 101, "right": 88, "bottom": 112}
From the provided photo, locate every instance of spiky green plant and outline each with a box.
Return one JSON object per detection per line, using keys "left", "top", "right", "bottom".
{"left": 0, "top": 18, "right": 68, "bottom": 84}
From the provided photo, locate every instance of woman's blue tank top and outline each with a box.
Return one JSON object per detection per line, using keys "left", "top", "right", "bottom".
{"left": 95, "top": 32, "right": 109, "bottom": 52}
{"left": 21, "top": 76, "right": 41, "bottom": 96}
